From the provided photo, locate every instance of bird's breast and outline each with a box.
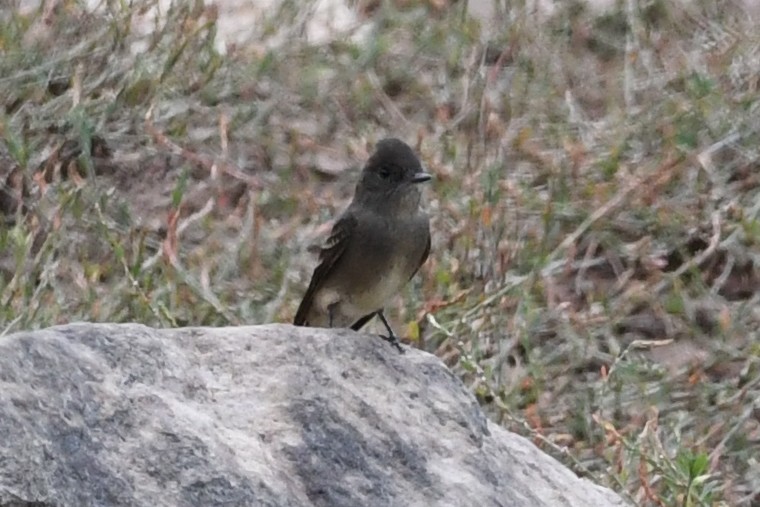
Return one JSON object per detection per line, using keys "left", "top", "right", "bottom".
{"left": 342, "top": 218, "right": 427, "bottom": 311}
{"left": 345, "top": 259, "right": 410, "bottom": 313}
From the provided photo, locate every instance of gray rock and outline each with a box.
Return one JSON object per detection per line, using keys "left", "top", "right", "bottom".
{"left": 0, "top": 323, "right": 627, "bottom": 507}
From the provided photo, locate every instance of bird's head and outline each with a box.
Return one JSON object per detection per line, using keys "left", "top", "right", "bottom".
{"left": 354, "top": 138, "right": 431, "bottom": 213}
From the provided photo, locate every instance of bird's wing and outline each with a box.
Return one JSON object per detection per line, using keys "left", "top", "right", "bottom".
{"left": 351, "top": 228, "right": 431, "bottom": 332}
{"left": 293, "top": 214, "right": 357, "bottom": 326}
{"left": 412, "top": 231, "right": 431, "bottom": 281}
{"left": 350, "top": 311, "right": 377, "bottom": 331}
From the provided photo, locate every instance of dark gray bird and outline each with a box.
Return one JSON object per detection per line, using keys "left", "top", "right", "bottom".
{"left": 293, "top": 138, "right": 432, "bottom": 353}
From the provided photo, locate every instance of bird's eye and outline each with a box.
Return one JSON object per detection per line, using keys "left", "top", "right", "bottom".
{"left": 378, "top": 168, "right": 391, "bottom": 179}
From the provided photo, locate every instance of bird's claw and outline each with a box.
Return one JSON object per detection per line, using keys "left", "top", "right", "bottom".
{"left": 380, "top": 334, "right": 405, "bottom": 354}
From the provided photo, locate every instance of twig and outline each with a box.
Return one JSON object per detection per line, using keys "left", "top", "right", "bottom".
{"left": 144, "top": 105, "right": 263, "bottom": 189}
{"left": 651, "top": 210, "right": 722, "bottom": 295}
{"left": 366, "top": 69, "right": 410, "bottom": 127}
{"left": 605, "top": 338, "right": 674, "bottom": 382}
{"left": 167, "top": 256, "right": 239, "bottom": 325}
{"left": 177, "top": 197, "right": 214, "bottom": 236}
{"left": 708, "top": 405, "right": 755, "bottom": 466}
{"left": 623, "top": 0, "right": 638, "bottom": 112}
{"left": 263, "top": 261, "right": 292, "bottom": 324}
{"left": 710, "top": 252, "right": 734, "bottom": 296}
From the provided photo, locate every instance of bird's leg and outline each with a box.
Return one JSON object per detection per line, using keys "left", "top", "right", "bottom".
{"left": 327, "top": 303, "right": 338, "bottom": 328}
{"left": 377, "top": 310, "right": 405, "bottom": 354}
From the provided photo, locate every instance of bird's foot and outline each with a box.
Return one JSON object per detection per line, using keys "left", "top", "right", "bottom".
{"left": 379, "top": 334, "right": 405, "bottom": 354}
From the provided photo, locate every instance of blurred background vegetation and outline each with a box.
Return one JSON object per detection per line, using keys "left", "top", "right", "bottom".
{"left": 1, "top": 0, "right": 759, "bottom": 505}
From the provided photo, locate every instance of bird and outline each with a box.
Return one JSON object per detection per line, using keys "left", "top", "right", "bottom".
{"left": 293, "top": 138, "right": 431, "bottom": 353}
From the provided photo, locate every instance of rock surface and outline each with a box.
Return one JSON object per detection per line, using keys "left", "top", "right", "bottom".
{"left": 0, "top": 323, "right": 627, "bottom": 507}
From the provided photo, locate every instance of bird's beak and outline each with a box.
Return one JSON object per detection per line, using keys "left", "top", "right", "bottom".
{"left": 411, "top": 171, "right": 432, "bottom": 183}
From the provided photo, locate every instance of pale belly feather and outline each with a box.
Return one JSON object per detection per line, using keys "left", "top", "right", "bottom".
{"left": 341, "top": 260, "right": 410, "bottom": 317}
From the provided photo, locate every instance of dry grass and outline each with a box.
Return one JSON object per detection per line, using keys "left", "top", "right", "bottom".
{"left": 2, "top": 0, "right": 759, "bottom": 505}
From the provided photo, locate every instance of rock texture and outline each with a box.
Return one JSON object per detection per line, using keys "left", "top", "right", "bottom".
{"left": 0, "top": 323, "right": 627, "bottom": 507}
